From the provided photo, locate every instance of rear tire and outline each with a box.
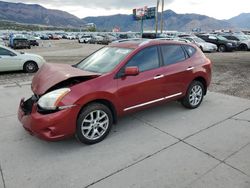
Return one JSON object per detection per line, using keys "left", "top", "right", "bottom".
{"left": 76, "top": 103, "right": 113, "bottom": 145}
{"left": 181, "top": 81, "right": 205, "bottom": 109}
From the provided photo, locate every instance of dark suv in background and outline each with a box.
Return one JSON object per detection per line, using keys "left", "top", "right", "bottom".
{"left": 196, "top": 34, "right": 238, "bottom": 52}
{"left": 10, "top": 38, "right": 31, "bottom": 49}
{"left": 220, "top": 34, "right": 250, "bottom": 51}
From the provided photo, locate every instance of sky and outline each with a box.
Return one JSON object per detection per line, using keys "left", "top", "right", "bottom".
{"left": 2, "top": 0, "right": 250, "bottom": 20}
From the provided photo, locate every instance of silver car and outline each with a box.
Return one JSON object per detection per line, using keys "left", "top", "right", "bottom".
{"left": 222, "top": 34, "right": 250, "bottom": 51}
{"left": 182, "top": 36, "right": 217, "bottom": 52}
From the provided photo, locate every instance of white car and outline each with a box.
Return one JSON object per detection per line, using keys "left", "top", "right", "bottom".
{"left": 67, "top": 35, "right": 76, "bottom": 40}
{"left": 0, "top": 45, "right": 46, "bottom": 73}
{"left": 78, "top": 35, "right": 92, "bottom": 43}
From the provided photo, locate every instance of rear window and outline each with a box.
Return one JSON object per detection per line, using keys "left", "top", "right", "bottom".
{"left": 183, "top": 45, "right": 196, "bottom": 57}
{"left": 161, "top": 45, "right": 186, "bottom": 66}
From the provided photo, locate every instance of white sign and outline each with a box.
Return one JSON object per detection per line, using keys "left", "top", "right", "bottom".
{"left": 136, "top": 6, "right": 148, "bottom": 17}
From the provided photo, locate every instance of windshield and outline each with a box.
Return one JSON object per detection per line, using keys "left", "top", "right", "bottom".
{"left": 193, "top": 37, "right": 205, "bottom": 43}
{"left": 236, "top": 35, "right": 248, "bottom": 40}
{"left": 217, "top": 36, "right": 228, "bottom": 40}
{"left": 77, "top": 47, "right": 132, "bottom": 73}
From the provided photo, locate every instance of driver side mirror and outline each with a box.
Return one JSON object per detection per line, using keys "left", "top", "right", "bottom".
{"left": 124, "top": 66, "right": 139, "bottom": 76}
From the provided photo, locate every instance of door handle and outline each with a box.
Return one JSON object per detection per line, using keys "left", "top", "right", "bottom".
{"left": 154, "top": 75, "right": 164, "bottom": 80}
{"left": 186, "top": 67, "right": 194, "bottom": 71}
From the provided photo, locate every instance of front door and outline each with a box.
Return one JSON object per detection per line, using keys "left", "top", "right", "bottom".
{"left": 0, "top": 47, "right": 21, "bottom": 71}
{"left": 116, "top": 46, "right": 166, "bottom": 112}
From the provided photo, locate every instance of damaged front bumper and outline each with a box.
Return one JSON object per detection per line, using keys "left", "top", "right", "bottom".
{"left": 18, "top": 96, "right": 80, "bottom": 141}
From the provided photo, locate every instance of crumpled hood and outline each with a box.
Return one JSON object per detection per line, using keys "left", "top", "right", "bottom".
{"left": 32, "top": 63, "right": 100, "bottom": 95}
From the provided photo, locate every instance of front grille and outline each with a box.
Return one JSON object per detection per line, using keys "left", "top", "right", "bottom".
{"left": 21, "top": 95, "right": 39, "bottom": 115}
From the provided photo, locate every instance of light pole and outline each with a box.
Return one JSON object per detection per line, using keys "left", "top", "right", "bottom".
{"left": 155, "top": 0, "right": 160, "bottom": 35}
{"left": 160, "top": 0, "right": 164, "bottom": 33}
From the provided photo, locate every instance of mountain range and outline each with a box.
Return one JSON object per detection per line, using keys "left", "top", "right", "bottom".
{"left": 0, "top": 1, "right": 84, "bottom": 27}
{"left": 83, "top": 10, "right": 234, "bottom": 31}
{"left": 0, "top": 1, "right": 250, "bottom": 31}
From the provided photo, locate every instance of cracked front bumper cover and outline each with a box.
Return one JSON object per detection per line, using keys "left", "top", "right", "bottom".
{"left": 18, "top": 97, "right": 80, "bottom": 141}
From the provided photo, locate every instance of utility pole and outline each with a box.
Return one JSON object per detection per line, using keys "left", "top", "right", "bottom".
{"left": 155, "top": 0, "right": 160, "bottom": 35}
{"left": 141, "top": 16, "right": 144, "bottom": 37}
{"left": 160, "top": 0, "right": 164, "bottom": 33}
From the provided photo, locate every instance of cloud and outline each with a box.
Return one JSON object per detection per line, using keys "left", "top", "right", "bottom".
{"left": 4, "top": 0, "right": 175, "bottom": 9}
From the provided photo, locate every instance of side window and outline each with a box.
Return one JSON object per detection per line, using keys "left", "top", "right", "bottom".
{"left": 231, "top": 36, "right": 238, "bottom": 41}
{"left": 183, "top": 45, "right": 196, "bottom": 57}
{"left": 126, "top": 46, "right": 159, "bottom": 72}
{"left": 0, "top": 48, "right": 13, "bottom": 56}
{"left": 186, "top": 38, "right": 194, "bottom": 43}
{"left": 225, "top": 36, "right": 234, "bottom": 40}
{"left": 161, "top": 45, "right": 186, "bottom": 66}
{"left": 208, "top": 36, "right": 217, "bottom": 40}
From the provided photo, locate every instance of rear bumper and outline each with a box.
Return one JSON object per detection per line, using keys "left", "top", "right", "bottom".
{"left": 18, "top": 98, "right": 80, "bottom": 141}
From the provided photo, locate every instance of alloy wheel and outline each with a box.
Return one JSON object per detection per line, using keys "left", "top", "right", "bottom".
{"left": 189, "top": 85, "right": 203, "bottom": 106}
{"left": 81, "top": 110, "right": 109, "bottom": 140}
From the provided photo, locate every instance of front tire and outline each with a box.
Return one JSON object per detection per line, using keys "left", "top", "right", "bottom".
{"left": 218, "top": 45, "right": 226, "bottom": 52}
{"left": 76, "top": 103, "right": 113, "bottom": 144}
{"left": 23, "top": 61, "right": 38, "bottom": 73}
{"left": 239, "top": 44, "right": 248, "bottom": 51}
{"left": 181, "top": 81, "right": 205, "bottom": 109}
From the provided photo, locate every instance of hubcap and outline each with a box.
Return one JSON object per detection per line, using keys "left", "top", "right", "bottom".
{"left": 219, "top": 46, "right": 225, "bottom": 52}
{"left": 27, "top": 63, "right": 35, "bottom": 71}
{"left": 81, "top": 110, "right": 109, "bottom": 140}
{"left": 189, "top": 85, "right": 203, "bottom": 106}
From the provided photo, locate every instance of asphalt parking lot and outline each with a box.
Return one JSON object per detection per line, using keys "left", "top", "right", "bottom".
{"left": 0, "top": 82, "right": 250, "bottom": 188}
{"left": 0, "top": 40, "right": 250, "bottom": 188}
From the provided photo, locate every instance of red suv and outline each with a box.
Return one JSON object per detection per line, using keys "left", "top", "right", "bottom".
{"left": 18, "top": 40, "right": 212, "bottom": 144}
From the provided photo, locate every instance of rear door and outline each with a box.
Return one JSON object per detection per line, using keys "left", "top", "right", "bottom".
{"left": 159, "top": 44, "right": 195, "bottom": 99}
{"left": 116, "top": 46, "right": 167, "bottom": 112}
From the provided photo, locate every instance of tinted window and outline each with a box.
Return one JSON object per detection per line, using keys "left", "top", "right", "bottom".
{"left": 227, "top": 36, "right": 238, "bottom": 41}
{"left": 161, "top": 45, "right": 186, "bottom": 66}
{"left": 183, "top": 45, "right": 196, "bottom": 57}
{"left": 126, "top": 46, "right": 159, "bottom": 72}
{"left": 0, "top": 48, "right": 13, "bottom": 56}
